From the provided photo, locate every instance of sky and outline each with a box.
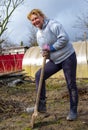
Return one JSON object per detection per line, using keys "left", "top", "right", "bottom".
{"left": 7, "top": 0, "right": 88, "bottom": 46}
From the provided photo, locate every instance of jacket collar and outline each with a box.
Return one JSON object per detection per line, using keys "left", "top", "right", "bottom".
{"left": 42, "top": 18, "right": 49, "bottom": 29}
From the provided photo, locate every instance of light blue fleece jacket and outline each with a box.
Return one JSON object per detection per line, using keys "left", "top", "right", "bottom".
{"left": 37, "top": 18, "right": 75, "bottom": 64}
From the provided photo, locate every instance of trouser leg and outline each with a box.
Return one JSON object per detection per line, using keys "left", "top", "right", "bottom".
{"left": 63, "top": 53, "right": 78, "bottom": 114}
{"left": 35, "top": 60, "right": 61, "bottom": 112}
{"left": 35, "top": 60, "right": 61, "bottom": 100}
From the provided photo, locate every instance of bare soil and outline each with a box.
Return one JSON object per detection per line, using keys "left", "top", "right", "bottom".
{"left": 0, "top": 78, "right": 88, "bottom": 130}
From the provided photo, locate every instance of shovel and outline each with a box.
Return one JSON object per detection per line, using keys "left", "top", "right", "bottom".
{"left": 30, "top": 56, "right": 46, "bottom": 128}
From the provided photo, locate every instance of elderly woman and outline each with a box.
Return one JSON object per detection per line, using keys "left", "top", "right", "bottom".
{"left": 27, "top": 9, "right": 78, "bottom": 121}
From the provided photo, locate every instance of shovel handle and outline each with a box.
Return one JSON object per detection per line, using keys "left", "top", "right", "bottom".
{"left": 35, "top": 56, "right": 46, "bottom": 110}
{"left": 30, "top": 57, "right": 46, "bottom": 128}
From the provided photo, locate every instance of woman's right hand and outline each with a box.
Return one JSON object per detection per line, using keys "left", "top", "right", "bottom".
{"left": 42, "top": 50, "right": 50, "bottom": 59}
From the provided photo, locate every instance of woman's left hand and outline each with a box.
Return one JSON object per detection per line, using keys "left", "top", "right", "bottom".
{"left": 43, "top": 44, "right": 50, "bottom": 51}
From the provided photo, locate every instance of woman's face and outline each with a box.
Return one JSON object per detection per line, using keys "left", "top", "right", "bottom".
{"left": 30, "top": 14, "right": 44, "bottom": 29}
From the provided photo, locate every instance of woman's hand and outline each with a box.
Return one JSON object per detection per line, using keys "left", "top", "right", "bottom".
{"left": 43, "top": 44, "right": 50, "bottom": 51}
{"left": 42, "top": 50, "right": 50, "bottom": 59}
{"left": 42, "top": 44, "right": 50, "bottom": 59}
{"left": 42, "top": 44, "right": 56, "bottom": 59}
{"left": 43, "top": 44, "right": 56, "bottom": 52}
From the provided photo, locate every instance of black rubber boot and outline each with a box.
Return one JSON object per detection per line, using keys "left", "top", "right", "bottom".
{"left": 38, "top": 99, "right": 46, "bottom": 113}
{"left": 66, "top": 111, "right": 77, "bottom": 121}
{"left": 67, "top": 86, "right": 78, "bottom": 121}
{"left": 25, "top": 100, "right": 46, "bottom": 113}
{"left": 67, "top": 106, "right": 77, "bottom": 121}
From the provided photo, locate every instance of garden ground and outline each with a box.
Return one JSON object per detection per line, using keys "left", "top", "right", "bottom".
{"left": 0, "top": 77, "right": 88, "bottom": 130}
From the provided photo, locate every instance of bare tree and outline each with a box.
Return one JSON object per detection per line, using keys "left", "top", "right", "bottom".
{"left": 73, "top": 0, "right": 88, "bottom": 41}
{"left": 0, "top": 0, "right": 24, "bottom": 45}
{"left": 2, "top": 38, "right": 18, "bottom": 48}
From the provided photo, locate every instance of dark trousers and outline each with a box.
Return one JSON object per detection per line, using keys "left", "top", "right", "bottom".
{"left": 35, "top": 52, "right": 78, "bottom": 111}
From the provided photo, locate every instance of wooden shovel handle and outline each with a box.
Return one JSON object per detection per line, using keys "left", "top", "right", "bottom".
{"left": 30, "top": 57, "right": 46, "bottom": 128}
{"left": 35, "top": 56, "right": 46, "bottom": 111}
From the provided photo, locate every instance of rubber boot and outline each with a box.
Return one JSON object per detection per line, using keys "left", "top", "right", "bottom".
{"left": 25, "top": 99, "right": 46, "bottom": 113}
{"left": 38, "top": 99, "right": 46, "bottom": 113}
{"left": 67, "top": 106, "right": 77, "bottom": 121}
{"left": 67, "top": 88, "right": 78, "bottom": 121}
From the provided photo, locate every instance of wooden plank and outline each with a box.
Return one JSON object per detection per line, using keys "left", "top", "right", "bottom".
{"left": 0, "top": 70, "right": 25, "bottom": 77}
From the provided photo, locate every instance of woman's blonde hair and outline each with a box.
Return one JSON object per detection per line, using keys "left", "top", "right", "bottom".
{"left": 27, "top": 9, "right": 46, "bottom": 20}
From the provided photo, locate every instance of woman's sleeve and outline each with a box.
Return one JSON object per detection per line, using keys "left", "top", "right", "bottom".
{"left": 50, "top": 21, "right": 69, "bottom": 50}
